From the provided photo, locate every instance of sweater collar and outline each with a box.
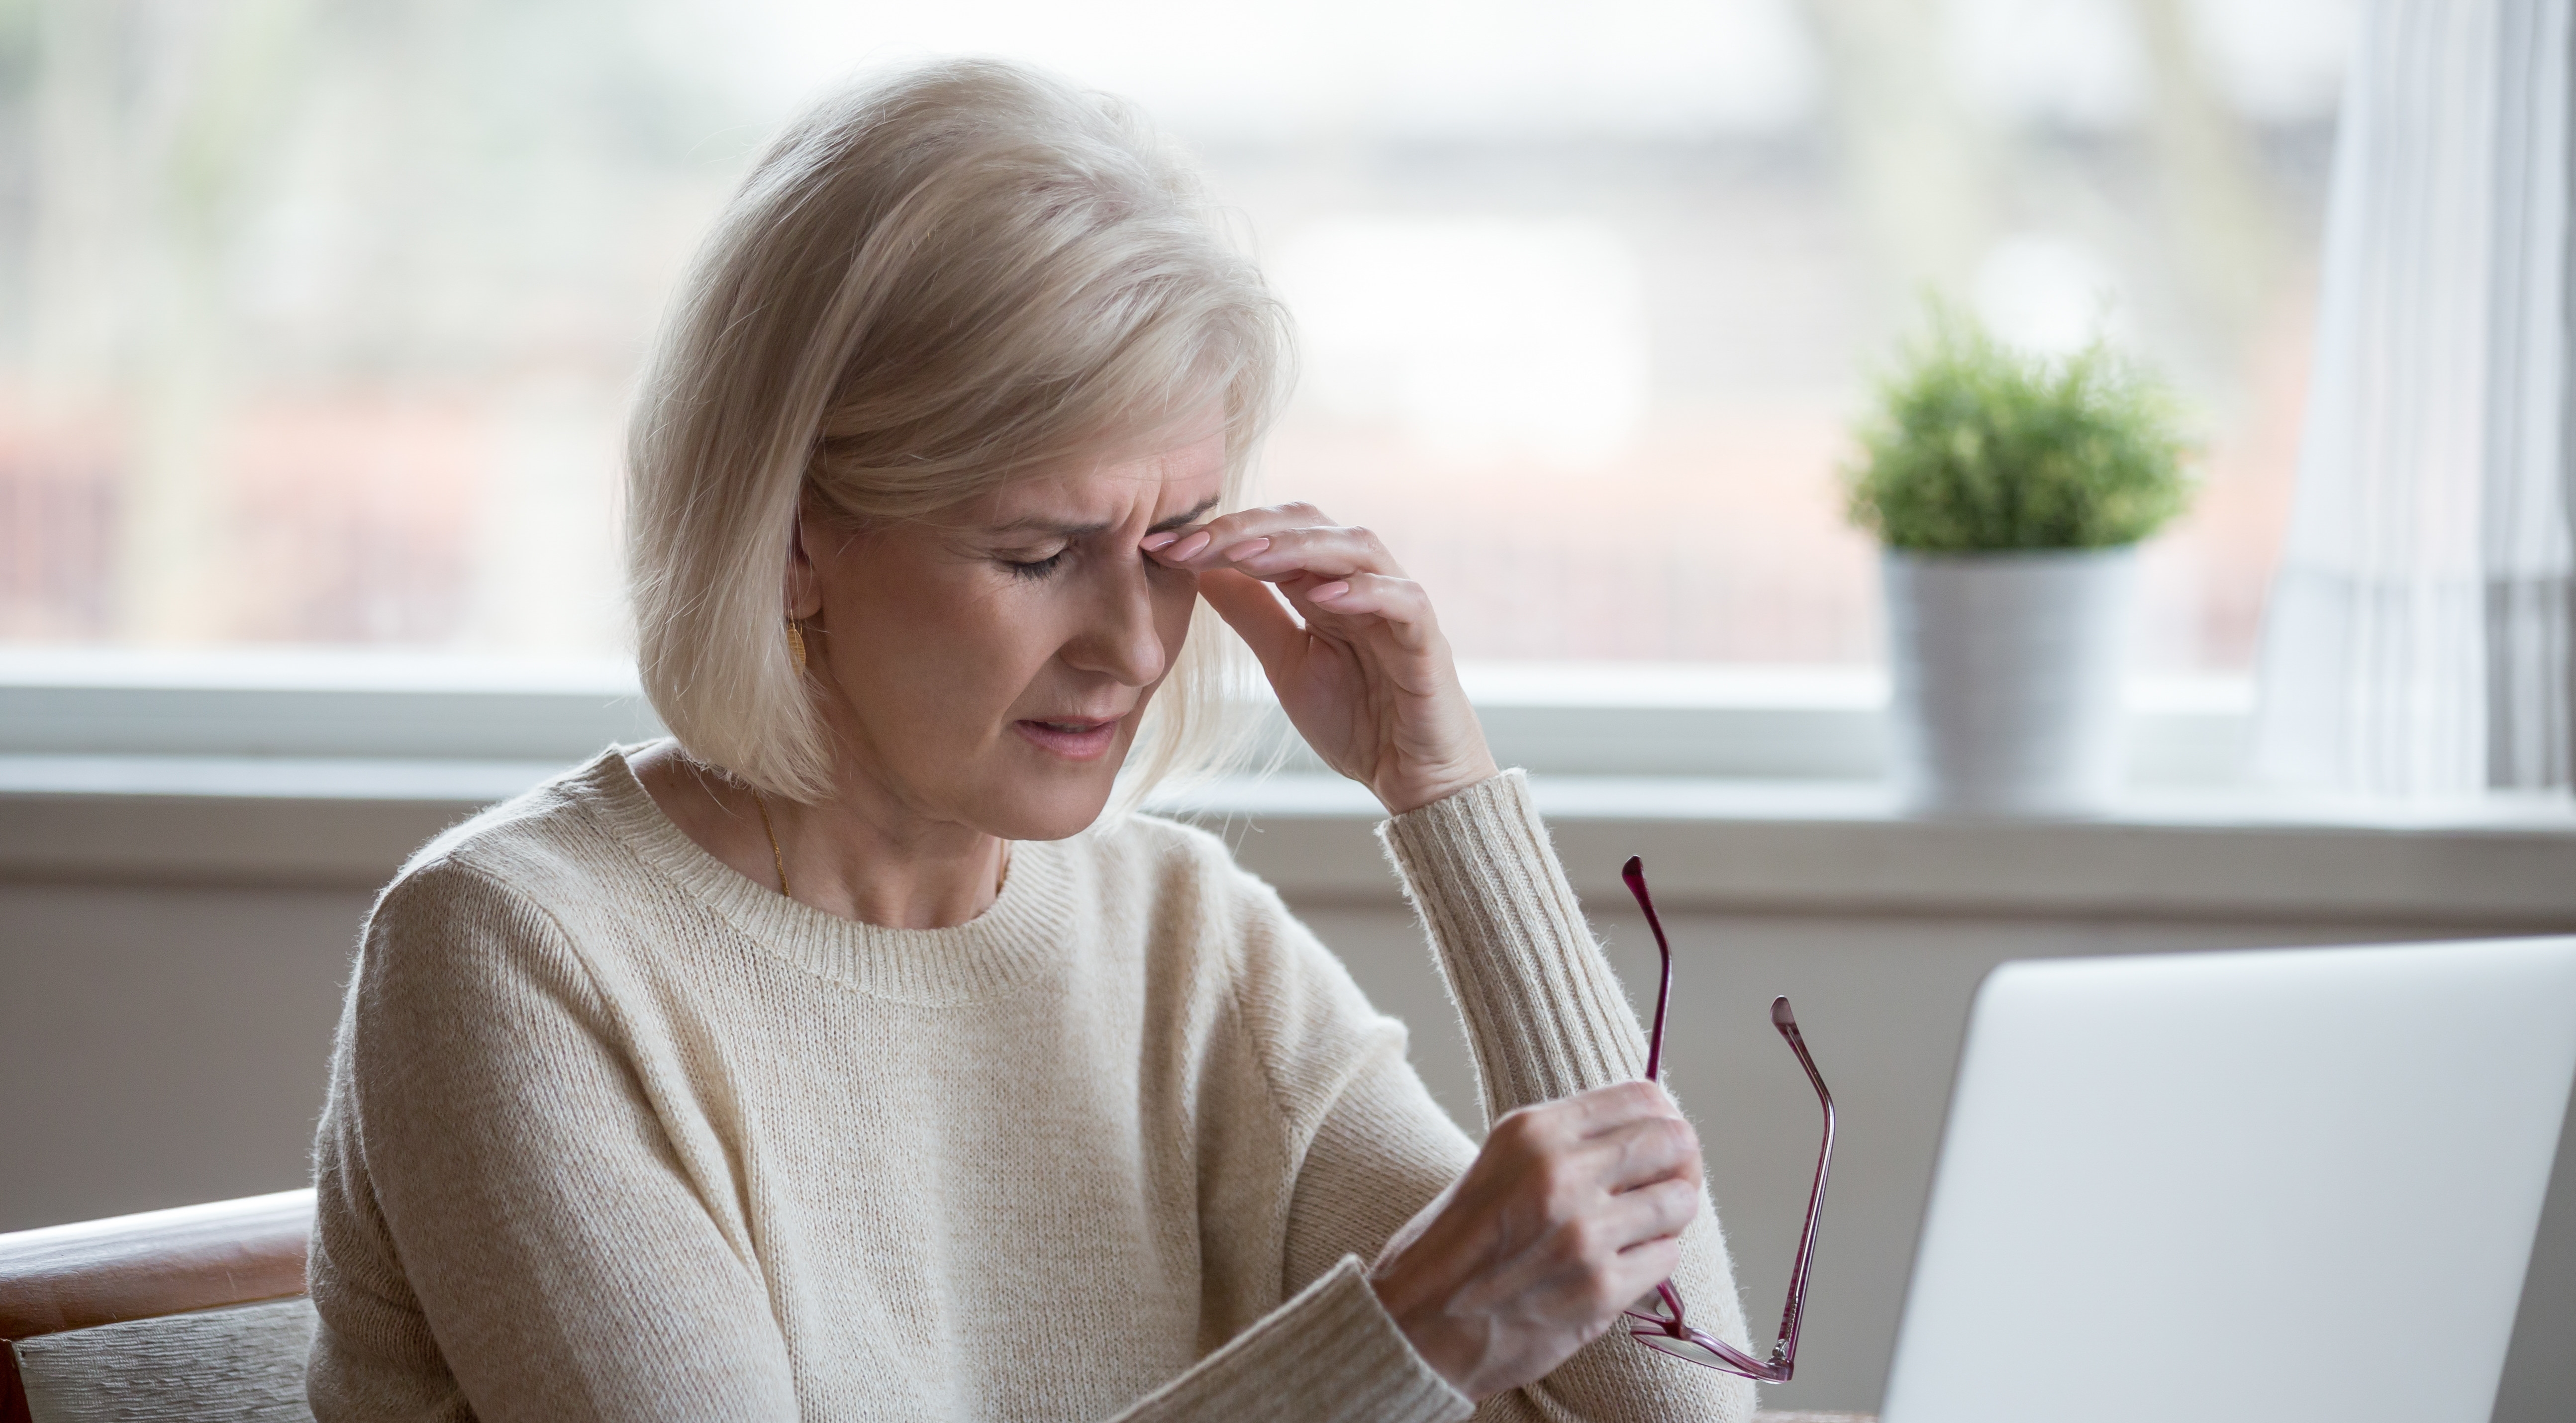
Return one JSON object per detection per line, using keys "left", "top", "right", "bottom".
{"left": 571, "top": 744, "right": 1085, "bottom": 1005}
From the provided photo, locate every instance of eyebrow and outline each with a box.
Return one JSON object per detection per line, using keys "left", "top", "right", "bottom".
{"left": 986, "top": 494, "right": 1221, "bottom": 541}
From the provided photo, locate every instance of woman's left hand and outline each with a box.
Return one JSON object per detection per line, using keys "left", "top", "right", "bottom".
{"left": 1144, "top": 503, "right": 1496, "bottom": 816}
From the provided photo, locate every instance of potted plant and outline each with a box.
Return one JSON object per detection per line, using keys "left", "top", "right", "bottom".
{"left": 1843, "top": 307, "right": 2194, "bottom": 816}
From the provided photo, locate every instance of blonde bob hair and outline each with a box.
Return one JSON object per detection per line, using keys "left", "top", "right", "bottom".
{"left": 629, "top": 60, "right": 1285, "bottom": 805}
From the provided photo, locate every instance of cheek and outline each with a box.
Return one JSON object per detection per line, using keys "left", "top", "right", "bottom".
{"left": 944, "top": 591, "right": 1069, "bottom": 706}
{"left": 832, "top": 576, "right": 1039, "bottom": 719}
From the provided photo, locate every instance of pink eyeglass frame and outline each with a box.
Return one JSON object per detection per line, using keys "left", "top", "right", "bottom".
{"left": 1619, "top": 855, "right": 1836, "bottom": 1383}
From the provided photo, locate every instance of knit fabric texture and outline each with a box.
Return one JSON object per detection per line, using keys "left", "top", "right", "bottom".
{"left": 306, "top": 748, "right": 1756, "bottom": 1422}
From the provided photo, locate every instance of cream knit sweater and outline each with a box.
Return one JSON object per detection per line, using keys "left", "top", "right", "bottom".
{"left": 307, "top": 748, "right": 1755, "bottom": 1422}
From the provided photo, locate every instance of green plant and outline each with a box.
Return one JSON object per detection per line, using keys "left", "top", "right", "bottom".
{"left": 1843, "top": 305, "right": 2195, "bottom": 552}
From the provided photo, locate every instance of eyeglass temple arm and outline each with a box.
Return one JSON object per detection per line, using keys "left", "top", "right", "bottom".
{"left": 1765, "top": 995, "right": 1835, "bottom": 1378}
{"left": 1619, "top": 856, "right": 1674, "bottom": 1082}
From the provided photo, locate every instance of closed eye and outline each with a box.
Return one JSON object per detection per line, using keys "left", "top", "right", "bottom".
{"left": 1001, "top": 548, "right": 1070, "bottom": 580}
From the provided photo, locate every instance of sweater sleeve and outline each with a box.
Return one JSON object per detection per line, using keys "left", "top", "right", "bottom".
{"left": 1358, "top": 768, "right": 1761, "bottom": 1422}
{"left": 1102, "top": 1255, "right": 1471, "bottom": 1423}
{"left": 307, "top": 860, "right": 797, "bottom": 1422}
{"left": 1089, "top": 835, "right": 1479, "bottom": 1423}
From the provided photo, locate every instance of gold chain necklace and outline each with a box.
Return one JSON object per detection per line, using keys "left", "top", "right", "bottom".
{"left": 751, "top": 789, "right": 792, "bottom": 900}
{"left": 749, "top": 790, "right": 1010, "bottom": 905}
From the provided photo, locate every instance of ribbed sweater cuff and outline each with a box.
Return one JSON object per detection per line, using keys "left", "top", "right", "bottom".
{"left": 1117, "top": 1257, "right": 1470, "bottom": 1423}
{"left": 1378, "top": 769, "right": 1648, "bottom": 1116}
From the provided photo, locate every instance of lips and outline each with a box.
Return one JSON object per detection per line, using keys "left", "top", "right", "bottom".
{"left": 1012, "top": 716, "right": 1123, "bottom": 761}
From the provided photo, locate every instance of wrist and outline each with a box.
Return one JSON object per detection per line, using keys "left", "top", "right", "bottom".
{"left": 1376, "top": 753, "right": 1502, "bottom": 817}
{"left": 1367, "top": 1263, "right": 1486, "bottom": 1399}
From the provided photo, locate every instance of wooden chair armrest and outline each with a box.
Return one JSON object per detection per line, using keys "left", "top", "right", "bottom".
{"left": 0, "top": 1189, "right": 313, "bottom": 1342}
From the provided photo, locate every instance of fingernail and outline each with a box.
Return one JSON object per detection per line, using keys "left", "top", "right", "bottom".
{"left": 1140, "top": 531, "right": 1180, "bottom": 552}
{"left": 1169, "top": 530, "right": 1211, "bottom": 560}
{"left": 1220, "top": 537, "right": 1271, "bottom": 562}
{"left": 1309, "top": 580, "right": 1350, "bottom": 602}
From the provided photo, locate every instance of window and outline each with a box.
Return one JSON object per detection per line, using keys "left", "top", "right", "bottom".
{"left": 0, "top": 0, "right": 2348, "bottom": 676}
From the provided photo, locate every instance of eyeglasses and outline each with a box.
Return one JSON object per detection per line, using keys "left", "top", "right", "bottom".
{"left": 1619, "top": 855, "right": 1836, "bottom": 1383}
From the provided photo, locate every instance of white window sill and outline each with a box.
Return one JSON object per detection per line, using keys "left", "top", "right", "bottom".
{"left": 4, "top": 753, "right": 2572, "bottom": 925}
{"left": 0, "top": 649, "right": 2246, "bottom": 781}
{"left": 1154, "top": 774, "right": 2576, "bottom": 924}
{"left": 5, "top": 649, "right": 2568, "bottom": 920}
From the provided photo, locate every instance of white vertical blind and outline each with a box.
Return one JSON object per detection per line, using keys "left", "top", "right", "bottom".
{"left": 2255, "top": 0, "right": 2576, "bottom": 795}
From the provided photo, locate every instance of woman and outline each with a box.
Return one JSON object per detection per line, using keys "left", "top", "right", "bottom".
{"left": 307, "top": 59, "right": 1756, "bottom": 1422}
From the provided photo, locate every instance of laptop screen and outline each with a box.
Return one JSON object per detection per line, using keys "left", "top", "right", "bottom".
{"left": 1881, "top": 937, "right": 2576, "bottom": 1423}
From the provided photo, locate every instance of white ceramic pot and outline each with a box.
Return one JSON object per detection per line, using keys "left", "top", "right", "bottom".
{"left": 1882, "top": 546, "right": 2138, "bottom": 817}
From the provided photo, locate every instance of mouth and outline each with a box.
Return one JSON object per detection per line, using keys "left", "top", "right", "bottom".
{"left": 1012, "top": 716, "right": 1124, "bottom": 761}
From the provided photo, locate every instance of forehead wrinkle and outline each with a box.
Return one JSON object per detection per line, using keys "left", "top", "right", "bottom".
{"left": 985, "top": 514, "right": 1115, "bottom": 539}
{"left": 980, "top": 491, "right": 1218, "bottom": 541}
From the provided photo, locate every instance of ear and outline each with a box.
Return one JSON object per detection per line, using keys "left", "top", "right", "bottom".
{"left": 785, "top": 493, "right": 825, "bottom": 621}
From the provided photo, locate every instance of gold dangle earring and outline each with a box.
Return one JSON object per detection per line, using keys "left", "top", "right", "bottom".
{"left": 786, "top": 616, "right": 807, "bottom": 673}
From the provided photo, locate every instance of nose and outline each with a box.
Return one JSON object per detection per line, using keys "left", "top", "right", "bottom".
{"left": 1062, "top": 551, "right": 1171, "bottom": 688}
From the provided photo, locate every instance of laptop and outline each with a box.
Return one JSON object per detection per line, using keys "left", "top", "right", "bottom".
{"left": 1880, "top": 936, "right": 2576, "bottom": 1423}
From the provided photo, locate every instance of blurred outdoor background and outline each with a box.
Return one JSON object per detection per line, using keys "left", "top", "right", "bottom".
{"left": 0, "top": 0, "right": 2351, "bottom": 670}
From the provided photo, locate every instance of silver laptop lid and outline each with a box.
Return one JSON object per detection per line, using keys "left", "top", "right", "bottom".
{"left": 1881, "top": 937, "right": 2576, "bottom": 1423}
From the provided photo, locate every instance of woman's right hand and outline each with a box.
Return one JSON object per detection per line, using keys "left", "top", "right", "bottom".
{"left": 1367, "top": 1080, "right": 1704, "bottom": 1400}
